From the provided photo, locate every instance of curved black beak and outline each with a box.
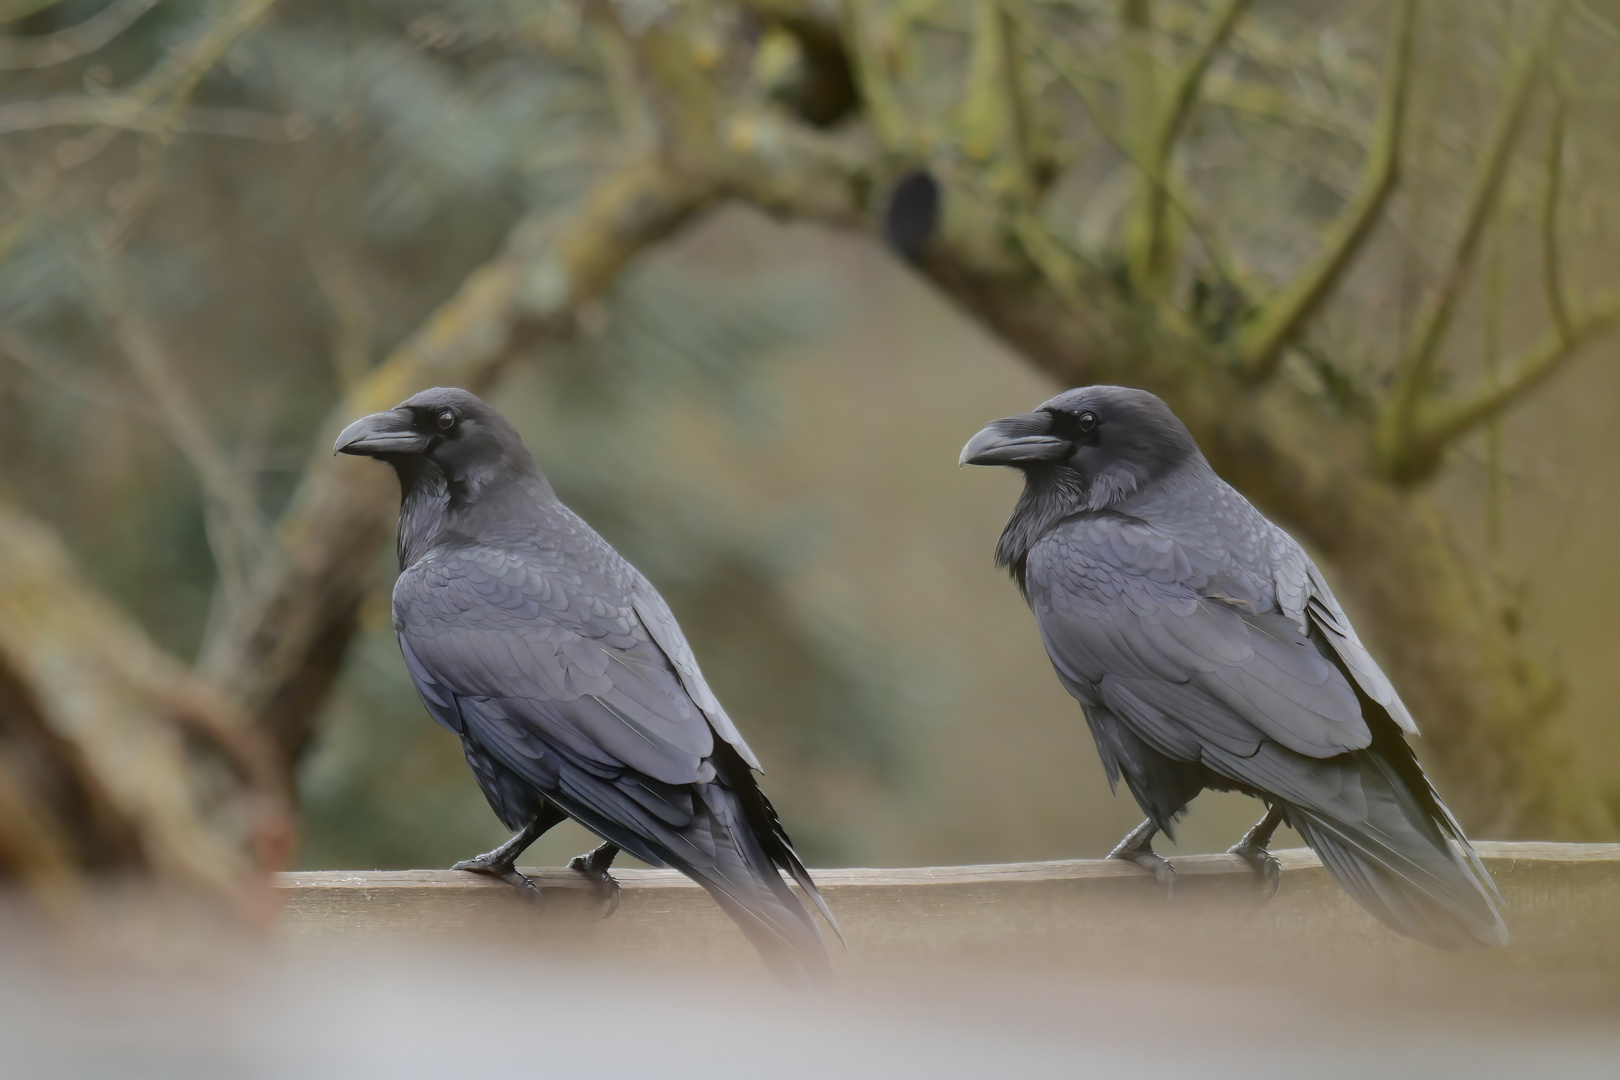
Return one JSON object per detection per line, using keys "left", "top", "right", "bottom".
{"left": 959, "top": 413, "right": 1071, "bottom": 468}
{"left": 334, "top": 408, "right": 428, "bottom": 457}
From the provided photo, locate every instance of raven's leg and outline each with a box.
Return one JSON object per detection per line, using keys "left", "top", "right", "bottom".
{"left": 452, "top": 802, "right": 568, "bottom": 905}
{"left": 1227, "top": 805, "right": 1285, "bottom": 899}
{"left": 567, "top": 841, "right": 622, "bottom": 919}
{"left": 1107, "top": 818, "right": 1176, "bottom": 893}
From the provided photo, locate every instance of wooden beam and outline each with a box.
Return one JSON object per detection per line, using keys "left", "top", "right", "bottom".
{"left": 275, "top": 842, "right": 1620, "bottom": 990}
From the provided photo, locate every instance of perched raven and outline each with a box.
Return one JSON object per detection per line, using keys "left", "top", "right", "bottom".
{"left": 961, "top": 386, "right": 1507, "bottom": 949}
{"left": 336, "top": 387, "right": 839, "bottom": 983}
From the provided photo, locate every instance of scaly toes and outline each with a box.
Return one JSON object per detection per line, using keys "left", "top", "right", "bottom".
{"left": 567, "top": 855, "right": 621, "bottom": 919}
{"left": 1228, "top": 844, "right": 1282, "bottom": 901}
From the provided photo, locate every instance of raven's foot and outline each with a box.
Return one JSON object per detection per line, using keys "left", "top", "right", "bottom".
{"left": 1227, "top": 840, "right": 1282, "bottom": 900}
{"left": 567, "top": 841, "right": 622, "bottom": 920}
{"left": 1107, "top": 818, "right": 1176, "bottom": 896}
{"left": 452, "top": 852, "right": 546, "bottom": 908}
{"left": 1229, "top": 805, "right": 1285, "bottom": 900}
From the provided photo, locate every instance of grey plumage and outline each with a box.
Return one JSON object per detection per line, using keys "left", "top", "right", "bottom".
{"left": 961, "top": 386, "right": 1506, "bottom": 949}
{"left": 336, "top": 387, "right": 838, "bottom": 984}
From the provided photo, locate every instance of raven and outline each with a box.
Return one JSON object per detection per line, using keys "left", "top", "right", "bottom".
{"left": 336, "top": 387, "right": 839, "bottom": 983}
{"left": 961, "top": 386, "right": 1507, "bottom": 949}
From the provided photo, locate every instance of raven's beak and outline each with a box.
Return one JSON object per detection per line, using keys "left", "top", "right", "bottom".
{"left": 958, "top": 413, "right": 1071, "bottom": 467}
{"left": 334, "top": 408, "right": 428, "bottom": 456}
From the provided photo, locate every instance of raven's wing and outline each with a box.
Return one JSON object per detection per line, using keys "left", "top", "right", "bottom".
{"left": 1271, "top": 546, "right": 1419, "bottom": 735}
{"left": 1028, "top": 513, "right": 1505, "bottom": 949}
{"left": 1028, "top": 514, "right": 1371, "bottom": 762}
{"left": 397, "top": 545, "right": 719, "bottom": 787}
{"left": 393, "top": 543, "right": 834, "bottom": 982}
{"left": 629, "top": 580, "right": 762, "bottom": 770}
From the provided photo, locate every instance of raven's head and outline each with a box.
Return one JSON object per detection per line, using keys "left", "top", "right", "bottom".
{"left": 335, "top": 386, "right": 532, "bottom": 480}
{"left": 336, "top": 388, "right": 545, "bottom": 562}
{"left": 960, "top": 386, "right": 1202, "bottom": 581}
{"left": 960, "top": 386, "right": 1199, "bottom": 507}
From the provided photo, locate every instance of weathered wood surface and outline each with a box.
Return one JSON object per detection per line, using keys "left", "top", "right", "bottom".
{"left": 276, "top": 841, "right": 1620, "bottom": 1003}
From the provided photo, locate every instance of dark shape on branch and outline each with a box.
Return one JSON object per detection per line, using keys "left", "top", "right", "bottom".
{"left": 335, "top": 388, "right": 839, "bottom": 986}
{"left": 883, "top": 169, "right": 941, "bottom": 263}
{"left": 960, "top": 385, "right": 1508, "bottom": 949}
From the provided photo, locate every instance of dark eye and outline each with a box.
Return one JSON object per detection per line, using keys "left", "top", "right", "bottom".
{"left": 436, "top": 410, "right": 457, "bottom": 431}
{"left": 1077, "top": 411, "right": 1097, "bottom": 433}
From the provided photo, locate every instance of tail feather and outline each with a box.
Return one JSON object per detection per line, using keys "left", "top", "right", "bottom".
{"left": 666, "top": 781, "right": 833, "bottom": 987}
{"left": 1282, "top": 750, "right": 1507, "bottom": 949}
{"left": 547, "top": 756, "right": 835, "bottom": 987}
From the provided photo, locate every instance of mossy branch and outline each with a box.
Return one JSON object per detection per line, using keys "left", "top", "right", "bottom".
{"left": 1540, "top": 91, "right": 1572, "bottom": 341}
{"left": 1378, "top": 0, "right": 1566, "bottom": 479}
{"left": 1235, "top": 0, "right": 1413, "bottom": 381}
{"left": 840, "top": 0, "right": 915, "bottom": 150}
{"left": 1406, "top": 291, "right": 1620, "bottom": 467}
{"left": 1126, "top": 0, "right": 1250, "bottom": 292}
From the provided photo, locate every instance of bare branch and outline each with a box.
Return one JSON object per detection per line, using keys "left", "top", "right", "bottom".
{"left": 0, "top": 0, "right": 159, "bottom": 71}
{"left": 839, "top": 0, "right": 915, "bottom": 150}
{"left": 1006, "top": 3, "right": 1240, "bottom": 290}
{"left": 1235, "top": 0, "right": 1413, "bottom": 381}
{"left": 1540, "top": 92, "right": 1572, "bottom": 341}
{"left": 961, "top": 0, "right": 1038, "bottom": 198}
{"left": 49, "top": 0, "right": 282, "bottom": 169}
{"left": 0, "top": 97, "right": 307, "bottom": 140}
{"left": 1410, "top": 292, "right": 1620, "bottom": 462}
{"left": 1128, "top": 0, "right": 1250, "bottom": 289}
{"left": 1379, "top": 0, "right": 1566, "bottom": 477}
{"left": 0, "top": 496, "right": 292, "bottom": 891}
{"left": 83, "top": 266, "right": 274, "bottom": 611}
{"left": 0, "top": 0, "right": 63, "bottom": 23}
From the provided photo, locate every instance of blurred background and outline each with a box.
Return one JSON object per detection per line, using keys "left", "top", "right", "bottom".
{"left": 1, "top": 0, "right": 1618, "bottom": 897}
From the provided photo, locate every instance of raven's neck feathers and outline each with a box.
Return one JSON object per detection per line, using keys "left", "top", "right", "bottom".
{"left": 995, "top": 468, "right": 1088, "bottom": 596}
{"left": 393, "top": 456, "right": 555, "bottom": 569}
{"left": 996, "top": 458, "right": 1213, "bottom": 596}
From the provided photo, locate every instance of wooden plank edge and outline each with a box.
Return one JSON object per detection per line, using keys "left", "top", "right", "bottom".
{"left": 273, "top": 840, "right": 1620, "bottom": 892}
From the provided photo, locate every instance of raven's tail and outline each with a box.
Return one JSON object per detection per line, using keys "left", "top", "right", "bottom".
{"left": 1280, "top": 748, "right": 1506, "bottom": 950}
{"left": 550, "top": 747, "right": 839, "bottom": 988}
{"left": 662, "top": 778, "right": 838, "bottom": 989}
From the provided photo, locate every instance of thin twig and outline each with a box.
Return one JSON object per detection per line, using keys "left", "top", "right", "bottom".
{"left": 1130, "top": 0, "right": 1251, "bottom": 287}
{"left": 839, "top": 0, "right": 915, "bottom": 149}
{"left": 1005, "top": 1, "right": 1241, "bottom": 290}
{"left": 0, "top": 97, "right": 307, "bottom": 140}
{"left": 1413, "top": 291, "right": 1620, "bottom": 463}
{"left": 80, "top": 262, "right": 274, "bottom": 609}
{"left": 0, "top": 0, "right": 160, "bottom": 71}
{"left": 50, "top": 0, "right": 282, "bottom": 169}
{"left": 1540, "top": 91, "right": 1571, "bottom": 341}
{"left": 1380, "top": 0, "right": 1566, "bottom": 473}
{"left": 1235, "top": 0, "right": 1413, "bottom": 381}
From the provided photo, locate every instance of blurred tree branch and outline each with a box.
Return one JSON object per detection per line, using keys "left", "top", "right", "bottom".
{"left": 0, "top": 496, "right": 291, "bottom": 894}
{"left": 1379, "top": 0, "right": 1566, "bottom": 483}
{"left": 0, "top": 0, "right": 159, "bottom": 71}
{"left": 1234, "top": 0, "right": 1412, "bottom": 381}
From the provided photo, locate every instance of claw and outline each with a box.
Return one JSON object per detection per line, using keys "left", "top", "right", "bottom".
{"left": 1228, "top": 841, "right": 1282, "bottom": 901}
{"left": 567, "top": 849, "right": 622, "bottom": 920}
{"left": 1111, "top": 847, "right": 1178, "bottom": 897}
{"left": 453, "top": 853, "right": 547, "bottom": 910}
{"left": 1107, "top": 818, "right": 1177, "bottom": 897}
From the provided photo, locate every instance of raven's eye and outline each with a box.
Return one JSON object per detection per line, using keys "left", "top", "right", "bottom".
{"left": 1077, "top": 411, "right": 1097, "bottom": 433}
{"left": 436, "top": 411, "right": 457, "bottom": 431}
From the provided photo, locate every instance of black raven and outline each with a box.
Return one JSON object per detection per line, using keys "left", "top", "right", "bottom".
{"left": 961, "top": 386, "right": 1507, "bottom": 949}
{"left": 336, "top": 387, "right": 839, "bottom": 983}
